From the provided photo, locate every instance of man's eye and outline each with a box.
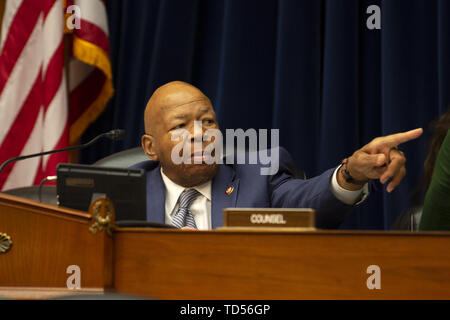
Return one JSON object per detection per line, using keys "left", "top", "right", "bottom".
{"left": 203, "top": 119, "right": 214, "bottom": 125}
{"left": 173, "top": 124, "right": 185, "bottom": 130}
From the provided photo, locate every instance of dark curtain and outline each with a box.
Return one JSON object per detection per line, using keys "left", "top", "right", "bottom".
{"left": 79, "top": 0, "right": 450, "bottom": 230}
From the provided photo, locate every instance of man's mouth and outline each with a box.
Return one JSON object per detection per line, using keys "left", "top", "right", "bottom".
{"left": 176, "top": 143, "right": 217, "bottom": 164}
{"left": 191, "top": 151, "right": 205, "bottom": 163}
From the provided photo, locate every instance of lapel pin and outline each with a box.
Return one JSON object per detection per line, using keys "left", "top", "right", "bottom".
{"left": 225, "top": 186, "right": 234, "bottom": 195}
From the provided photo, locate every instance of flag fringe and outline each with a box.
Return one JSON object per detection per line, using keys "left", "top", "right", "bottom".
{"left": 70, "top": 35, "right": 114, "bottom": 144}
{"left": 72, "top": 35, "right": 112, "bottom": 80}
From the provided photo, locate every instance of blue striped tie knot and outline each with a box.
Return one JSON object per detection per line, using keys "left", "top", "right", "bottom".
{"left": 172, "top": 188, "right": 201, "bottom": 229}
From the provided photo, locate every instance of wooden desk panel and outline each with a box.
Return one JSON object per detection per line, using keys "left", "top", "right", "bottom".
{"left": 0, "top": 193, "right": 113, "bottom": 297}
{"left": 113, "top": 228, "right": 450, "bottom": 299}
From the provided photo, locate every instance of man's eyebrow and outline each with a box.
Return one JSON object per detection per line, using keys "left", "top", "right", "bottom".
{"left": 170, "top": 108, "right": 212, "bottom": 121}
{"left": 171, "top": 114, "right": 187, "bottom": 120}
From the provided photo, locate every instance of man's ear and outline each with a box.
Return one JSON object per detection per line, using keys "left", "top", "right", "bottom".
{"left": 142, "top": 134, "right": 159, "bottom": 161}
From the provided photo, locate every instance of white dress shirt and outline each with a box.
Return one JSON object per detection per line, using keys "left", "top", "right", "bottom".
{"left": 161, "top": 169, "right": 212, "bottom": 230}
{"left": 330, "top": 165, "right": 369, "bottom": 206}
{"left": 160, "top": 166, "right": 368, "bottom": 230}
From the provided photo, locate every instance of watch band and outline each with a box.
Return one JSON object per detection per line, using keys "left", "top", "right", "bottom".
{"left": 341, "top": 158, "right": 367, "bottom": 185}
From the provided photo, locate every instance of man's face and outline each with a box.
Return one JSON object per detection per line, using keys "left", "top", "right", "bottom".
{"left": 142, "top": 85, "right": 220, "bottom": 187}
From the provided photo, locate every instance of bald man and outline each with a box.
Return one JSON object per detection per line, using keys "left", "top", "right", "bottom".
{"left": 133, "top": 81, "right": 423, "bottom": 230}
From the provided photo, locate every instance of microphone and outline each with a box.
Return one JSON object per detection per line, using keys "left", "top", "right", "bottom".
{"left": 104, "top": 129, "right": 126, "bottom": 141}
{"left": 0, "top": 129, "right": 127, "bottom": 175}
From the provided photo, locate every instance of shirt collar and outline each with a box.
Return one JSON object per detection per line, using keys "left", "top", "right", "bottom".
{"left": 160, "top": 168, "right": 212, "bottom": 213}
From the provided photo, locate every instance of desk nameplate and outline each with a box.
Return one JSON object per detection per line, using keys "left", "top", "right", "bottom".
{"left": 223, "top": 208, "right": 315, "bottom": 229}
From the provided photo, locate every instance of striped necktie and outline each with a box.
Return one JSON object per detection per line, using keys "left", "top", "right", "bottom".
{"left": 172, "top": 188, "right": 201, "bottom": 229}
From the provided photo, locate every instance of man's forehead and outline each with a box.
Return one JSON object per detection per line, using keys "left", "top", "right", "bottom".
{"left": 144, "top": 81, "right": 213, "bottom": 132}
{"left": 153, "top": 82, "right": 206, "bottom": 106}
{"left": 161, "top": 97, "right": 211, "bottom": 112}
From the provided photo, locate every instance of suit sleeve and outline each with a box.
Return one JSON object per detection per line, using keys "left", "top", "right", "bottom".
{"left": 269, "top": 147, "right": 354, "bottom": 229}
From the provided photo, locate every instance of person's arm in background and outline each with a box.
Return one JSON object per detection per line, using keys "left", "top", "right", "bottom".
{"left": 419, "top": 129, "right": 450, "bottom": 230}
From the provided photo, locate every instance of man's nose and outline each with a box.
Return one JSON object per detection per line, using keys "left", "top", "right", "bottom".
{"left": 189, "top": 121, "right": 204, "bottom": 142}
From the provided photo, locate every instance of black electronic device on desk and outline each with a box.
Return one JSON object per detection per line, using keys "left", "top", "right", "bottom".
{"left": 56, "top": 163, "right": 147, "bottom": 221}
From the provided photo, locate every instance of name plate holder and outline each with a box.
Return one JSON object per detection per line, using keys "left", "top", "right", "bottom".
{"left": 222, "top": 208, "right": 316, "bottom": 230}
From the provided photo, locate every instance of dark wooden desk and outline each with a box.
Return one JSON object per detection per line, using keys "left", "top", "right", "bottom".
{"left": 2, "top": 192, "right": 450, "bottom": 299}
{"left": 113, "top": 228, "right": 450, "bottom": 299}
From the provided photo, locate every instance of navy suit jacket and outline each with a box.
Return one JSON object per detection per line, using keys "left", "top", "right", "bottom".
{"left": 131, "top": 147, "right": 357, "bottom": 229}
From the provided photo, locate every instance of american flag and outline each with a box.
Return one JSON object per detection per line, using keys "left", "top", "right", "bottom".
{"left": 0, "top": 0, "right": 113, "bottom": 191}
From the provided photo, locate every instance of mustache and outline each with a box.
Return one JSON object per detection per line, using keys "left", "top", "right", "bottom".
{"left": 181, "top": 148, "right": 216, "bottom": 160}
{"left": 171, "top": 142, "right": 219, "bottom": 165}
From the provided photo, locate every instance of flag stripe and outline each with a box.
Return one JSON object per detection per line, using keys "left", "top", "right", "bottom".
{"left": 76, "top": 18, "right": 110, "bottom": 54}
{"left": 0, "top": 72, "right": 42, "bottom": 190}
{"left": 0, "top": 14, "right": 43, "bottom": 147}
{"left": 35, "top": 121, "right": 69, "bottom": 185}
{"left": 0, "top": 0, "right": 23, "bottom": 52}
{"left": 43, "top": 40, "right": 64, "bottom": 111}
{"left": 75, "top": 0, "right": 108, "bottom": 36}
{"left": 42, "top": 0, "right": 62, "bottom": 74}
{"left": 43, "top": 77, "right": 68, "bottom": 168}
{"left": 0, "top": 2, "right": 41, "bottom": 96}
{"left": 41, "top": 0, "right": 68, "bottom": 172}
{"left": 2, "top": 107, "right": 44, "bottom": 191}
{"left": 42, "top": 0, "right": 57, "bottom": 20}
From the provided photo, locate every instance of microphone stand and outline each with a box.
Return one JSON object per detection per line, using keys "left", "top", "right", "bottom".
{"left": 0, "top": 130, "right": 125, "bottom": 175}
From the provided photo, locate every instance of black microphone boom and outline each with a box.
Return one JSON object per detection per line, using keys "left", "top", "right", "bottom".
{"left": 0, "top": 129, "right": 126, "bottom": 175}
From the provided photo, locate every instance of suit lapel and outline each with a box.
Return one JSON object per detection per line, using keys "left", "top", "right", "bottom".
{"left": 211, "top": 164, "right": 239, "bottom": 228}
{"left": 146, "top": 164, "right": 166, "bottom": 224}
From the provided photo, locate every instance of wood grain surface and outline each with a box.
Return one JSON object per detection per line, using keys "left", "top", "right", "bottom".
{"left": 2, "top": 191, "right": 450, "bottom": 300}
{"left": 113, "top": 228, "right": 450, "bottom": 300}
{"left": 0, "top": 193, "right": 113, "bottom": 292}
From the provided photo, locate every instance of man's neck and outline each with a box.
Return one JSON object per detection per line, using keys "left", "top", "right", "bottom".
{"left": 160, "top": 167, "right": 212, "bottom": 200}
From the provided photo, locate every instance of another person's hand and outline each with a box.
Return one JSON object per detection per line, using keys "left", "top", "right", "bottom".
{"left": 337, "top": 128, "right": 423, "bottom": 192}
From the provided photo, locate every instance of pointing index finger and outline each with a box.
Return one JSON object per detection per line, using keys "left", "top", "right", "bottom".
{"left": 382, "top": 128, "right": 423, "bottom": 148}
